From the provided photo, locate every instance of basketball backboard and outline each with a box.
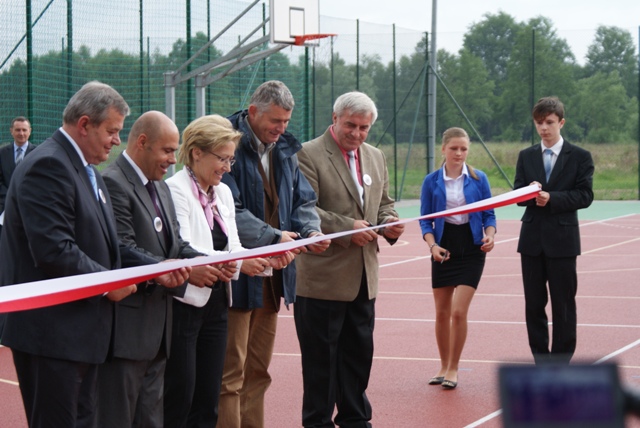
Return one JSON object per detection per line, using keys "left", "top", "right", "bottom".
{"left": 270, "top": 0, "right": 320, "bottom": 45}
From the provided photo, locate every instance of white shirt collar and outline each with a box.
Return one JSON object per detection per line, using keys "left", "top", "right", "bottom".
{"left": 541, "top": 136, "right": 564, "bottom": 156}
{"left": 123, "top": 151, "right": 149, "bottom": 185}
{"left": 245, "top": 116, "right": 276, "bottom": 155}
{"left": 13, "top": 141, "right": 29, "bottom": 152}
{"left": 59, "top": 127, "right": 90, "bottom": 166}
{"left": 443, "top": 163, "right": 469, "bottom": 181}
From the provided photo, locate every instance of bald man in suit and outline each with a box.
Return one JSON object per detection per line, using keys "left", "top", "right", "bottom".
{"left": 98, "top": 111, "right": 231, "bottom": 427}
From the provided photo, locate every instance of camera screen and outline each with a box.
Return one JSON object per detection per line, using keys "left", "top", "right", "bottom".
{"left": 499, "top": 363, "right": 624, "bottom": 428}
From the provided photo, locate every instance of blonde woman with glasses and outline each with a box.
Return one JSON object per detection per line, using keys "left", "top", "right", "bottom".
{"left": 163, "top": 114, "right": 271, "bottom": 427}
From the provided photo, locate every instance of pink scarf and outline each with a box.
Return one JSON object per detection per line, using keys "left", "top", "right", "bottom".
{"left": 186, "top": 166, "right": 227, "bottom": 234}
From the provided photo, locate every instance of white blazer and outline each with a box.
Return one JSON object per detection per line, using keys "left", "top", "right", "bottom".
{"left": 166, "top": 168, "right": 244, "bottom": 307}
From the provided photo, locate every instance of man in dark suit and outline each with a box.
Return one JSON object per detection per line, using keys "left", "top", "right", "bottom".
{"left": 99, "top": 110, "right": 232, "bottom": 427}
{"left": 514, "top": 96, "right": 594, "bottom": 365}
{"left": 295, "top": 91, "right": 405, "bottom": 427}
{"left": 0, "top": 116, "right": 35, "bottom": 236}
{"left": 0, "top": 82, "right": 190, "bottom": 427}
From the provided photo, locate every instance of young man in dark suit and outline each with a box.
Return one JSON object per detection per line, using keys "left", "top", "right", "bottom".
{"left": 99, "top": 110, "right": 232, "bottom": 427}
{"left": 514, "top": 96, "right": 594, "bottom": 364}
{"left": 0, "top": 82, "right": 190, "bottom": 427}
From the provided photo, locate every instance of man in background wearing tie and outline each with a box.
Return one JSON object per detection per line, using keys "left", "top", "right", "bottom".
{"left": 294, "top": 91, "right": 405, "bottom": 427}
{"left": 0, "top": 82, "right": 191, "bottom": 427}
{"left": 514, "top": 96, "right": 594, "bottom": 365}
{"left": 0, "top": 116, "right": 35, "bottom": 236}
{"left": 99, "top": 110, "right": 232, "bottom": 427}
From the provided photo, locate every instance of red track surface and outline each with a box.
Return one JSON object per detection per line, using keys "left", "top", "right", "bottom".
{"left": 2, "top": 217, "right": 640, "bottom": 427}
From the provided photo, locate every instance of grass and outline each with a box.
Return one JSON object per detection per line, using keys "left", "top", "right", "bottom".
{"left": 382, "top": 142, "right": 639, "bottom": 201}
{"left": 98, "top": 140, "right": 638, "bottom": 201}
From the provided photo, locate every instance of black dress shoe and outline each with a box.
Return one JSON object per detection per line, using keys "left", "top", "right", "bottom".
{"left": 442, "top": 379, "right": 457, "bottom": 389}
{"left": 428, "top": 376, "right": 444, "bottom": 385}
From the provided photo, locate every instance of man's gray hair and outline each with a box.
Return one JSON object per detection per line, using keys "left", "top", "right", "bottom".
{"left": 333, "top": 91, "right": 378, "bottom": 125}
{"left": 250, "top": 80, "right": 295, "bottom": 112}
{"left": 63, "top": 81, "right": 130, "bottom": 125}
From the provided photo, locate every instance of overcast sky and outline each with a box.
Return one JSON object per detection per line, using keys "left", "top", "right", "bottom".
{"left": 318, "top": 0, "right": 640, "bottom": 63}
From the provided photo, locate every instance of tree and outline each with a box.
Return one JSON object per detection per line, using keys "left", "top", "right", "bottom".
{"left": 463, "top": 11, "right": 523, "bottom": 94}
{"left": 570, "top": 71, "right": 635, "bottom": 143}
{"left": 585, "top": 26, "right": 638, "bottom": 99}
{"left": 498, "top": 16, "right": 577, "bottom": 141}
{"left": 435, "top": 48, "right": 495, "bottom": 139}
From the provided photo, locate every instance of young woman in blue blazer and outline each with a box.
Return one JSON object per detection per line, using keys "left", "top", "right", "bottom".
{"left": 419, "top": 127, "right": 497, "bottom": 389}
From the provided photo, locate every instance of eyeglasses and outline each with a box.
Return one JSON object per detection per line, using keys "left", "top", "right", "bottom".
{"left": 207, "top": 151, "right": 236, "bottom": 166}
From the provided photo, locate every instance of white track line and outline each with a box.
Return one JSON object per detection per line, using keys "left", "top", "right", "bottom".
{"left": 465, "top": 336, "right": 640, "bottom": 427}
{"left": 0, "top": 345, "right": 19, "bottom": 387}
{"left": 380, "top": 213, "right": 640, "bottom": 270}
{"left": 595, "top": 338, "right": 640, "bottom": 364}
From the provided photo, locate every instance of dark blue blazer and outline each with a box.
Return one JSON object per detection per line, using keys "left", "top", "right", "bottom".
{"left": 0, "top": 130, "right": 155, "bottom": 364}
{"left": 514, "top": 140, "right": 594, "bottom": 258}
{"left": 101, "top": 154, "right": 202, "bottom": 361}
{"left": 0, "top": 141, "right": 36, "bottom": 213}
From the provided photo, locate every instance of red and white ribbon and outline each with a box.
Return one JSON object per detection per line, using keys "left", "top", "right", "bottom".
{"left": 0, "top": 184, "right": 538, "bottom": 313}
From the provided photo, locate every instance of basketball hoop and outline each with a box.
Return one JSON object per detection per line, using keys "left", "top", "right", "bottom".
{"left": 293, "top": 33, "right": 337, "bottom": 46}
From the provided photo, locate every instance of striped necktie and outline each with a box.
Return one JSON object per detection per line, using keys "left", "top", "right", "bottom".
{"left": 348, "top": 151, "right": 364, "bottom": 204}
{"left": 544, "top": 149, "right": 554, "bottom": 181}
{"left": 15, "top": 147, "right": 24, "bottom": 165}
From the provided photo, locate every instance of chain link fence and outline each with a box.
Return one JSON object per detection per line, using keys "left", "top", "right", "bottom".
{"left": 1, "top": 0, "right": 638, "bottom": 199}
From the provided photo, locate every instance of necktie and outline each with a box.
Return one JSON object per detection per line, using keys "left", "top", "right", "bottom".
{"left": 146, "top": 181, "right": 169, "bottom": 243}
{"left": 145, "top": 181, "right": 163, "bottom": 219}
{"left": 15, "top": 147, "right": 24, "bottom": 165}
{"left": 348, "top": 151, "right": 364, "bottom": 204}
{"left": 85, "top": 165, "right": 99, "bottom": 200}
{"left": 543, "top": 149, "right": 554, "bottom": 181}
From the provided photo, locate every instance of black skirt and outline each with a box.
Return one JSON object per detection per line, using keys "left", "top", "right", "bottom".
{"left": 431, "top": 222, "right": 486, "bottom": 289}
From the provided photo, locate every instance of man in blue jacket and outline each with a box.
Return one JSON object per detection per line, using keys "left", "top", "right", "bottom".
{"left": 219, "top": 80, "right": 329, "bottom": 428}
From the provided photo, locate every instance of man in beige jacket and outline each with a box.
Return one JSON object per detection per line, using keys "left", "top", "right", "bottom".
{"left": 295, "top": 91, "right": 405, "bottom": 428}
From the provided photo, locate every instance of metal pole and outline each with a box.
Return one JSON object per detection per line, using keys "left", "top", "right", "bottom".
{"left": 195, "top": 75, "right": 206, "bottom": 118}
{"left": 356, "top": 19, "right": 360, "bottom": 91}
{"left": 186, "top": 0, "right": 193, "bottom": 124}
{"left": 425, "top": 32, "right": 429, "bottom": 175}
{"left": 0, "top": 0, "right": 56, "bottom": 71}
{"left": 165, "top": 71, "right": 176, "bottom": 176}
{"left": 331, "top": 37, "right": 335, "bottom": 105}
{"left": 147, "top": 37, "right": 150, "bottom": 110}
{"left": 262, "top": 3, "right": 266, "bottom": 84}
{"left": 392, "top": 24, "right": 397, "bottom": 200}
{"left": 531, "top": 28, "right": 536, "bottom": 146}
{"left": 304, "top": 46, "right": 310, "bottom": 141}
{"left": 312, "top": 47, "right": 316, "bottom": 138}
{"left": 67, "top": 0, "right": 72, "bottom": 98}
{"left": 427, "top": 0, "right": 437, "bottom": 173}
{"left": 26, "top": 0, "right": 33, "bottom": 123}
{"left": 165, "top": 73, "right": 176, "bottom": 121}
{"left": 206, "top": 0, "right": 211, "bottom": 115}
{"left": 139, "top": 0, "right": 144, "bottom": 116}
